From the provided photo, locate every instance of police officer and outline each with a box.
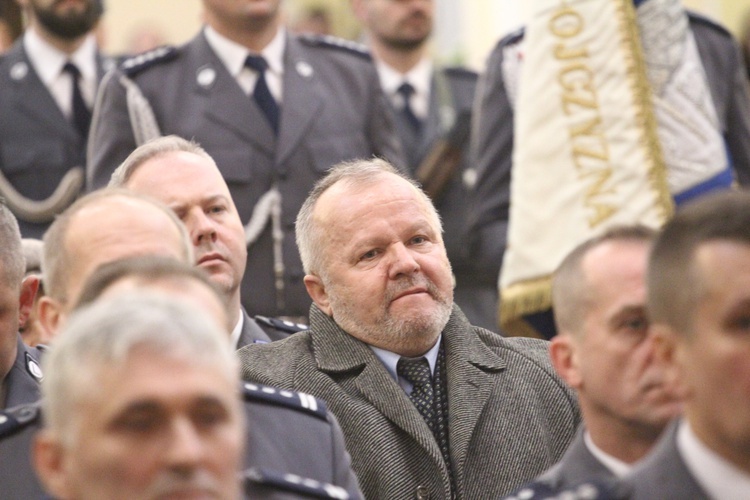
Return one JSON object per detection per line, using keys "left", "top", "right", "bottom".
{"left": 87, "top": 0, "right": 405, "bottom": 321}
{"left": 0, "top": 0, "right": 109, "bottom": 237}
{"left": 0, "top": 201, "right": 45, "bottom": 498}
{"left": 352, "top": 0, "right": 497, "bottom": 331}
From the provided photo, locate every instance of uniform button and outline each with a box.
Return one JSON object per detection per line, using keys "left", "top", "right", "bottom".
{"left": 416, "top": 485, "right": 428, "bottom": 499}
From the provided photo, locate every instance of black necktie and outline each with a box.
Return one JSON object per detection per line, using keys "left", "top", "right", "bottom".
{"left": 398, "top": 356, "right": 437, "bottom": 433}
{"left": 62, "top": 62, "right": 92, "bottom": 140}
{"left": 397, "top": 82, "right": 421, "bottom": 132}
{"left": 245, "top": 55, "right": 280, "bottom": 134}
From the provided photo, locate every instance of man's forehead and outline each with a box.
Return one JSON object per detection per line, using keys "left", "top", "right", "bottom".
{"left": 132, "top": 151, "right": 220, "bottom": 184}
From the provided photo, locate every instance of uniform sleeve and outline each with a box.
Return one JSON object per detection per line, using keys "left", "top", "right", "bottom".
{"left": 466, "top": 42, "right": 515, "bottom": 282}
{"left": 725, "top": 38, "right": 750, "bottom": 187}
{"left": 328, "top": 411, "right": 364, "bottom": 499}
{"left": 86, "top": 69, "right": 139, "bottom": 190}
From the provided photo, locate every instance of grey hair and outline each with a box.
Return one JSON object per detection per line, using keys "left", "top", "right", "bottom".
{"left": 42, "top": 189, "right": 194, "bottom": 303}
{"left": 0, "top": 203, "right": 24, "bottom": 289}
{"left": 109, "top": 135, "right": 215, "bottom": 188}
{"left": 295, "top": 157, "right": 442, "bottom": 276}
{"left": 41, "top": 292, "right": 239, "bottom": 441}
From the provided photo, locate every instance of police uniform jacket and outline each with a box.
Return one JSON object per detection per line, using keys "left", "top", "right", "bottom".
{"left": 87, "top": 30, "right": 405, "bottom": 319}
{"left": 0, "top": 39, "right": 109, "bottom": 238}
{"left": 468, "top": 13, "right": 750, "bottom": 284}
{"left": 0, "top": 337, "right": 44, "bottom": 498}
{"left": 0, "top": 383, "right": 362, "bottom": 500}
{"left": 238, "top": 304, "right": 580, "bottom": 499}
{"left": 624, "top": 422, "right": 709, "bottom": 499}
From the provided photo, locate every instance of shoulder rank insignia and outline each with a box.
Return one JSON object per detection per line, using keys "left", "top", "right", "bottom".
{"left": 0, "top": 402, "right": 41, "bottom": 439}
{"left": 120, "top": 45, "right": 179, "bottom": 76}
{"left": 687, "top": 11, "right": 732, "bottom": 38}
{"left": 242, "top": 382, "right": 328, "bottom": 422}
{"left": 498, "top": 27, "right": 525, "bottom": 50}
{"left": 254, "top": 315, "right": 308, "bottom": 335}
{"left": 244, "top": 467, "right": 349, "bottom": 499}
{"left": 298, "top": 34, "right": 371, "bottom": 60}
{"left": 25, "top": 352, "right": 43, "bottom": 382}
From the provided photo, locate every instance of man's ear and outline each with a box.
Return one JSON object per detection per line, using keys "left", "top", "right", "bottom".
{"left": 33, "top": 431, "right": 73, "bottom": 500}
{"left": 549, "top": 333, "right": 583, "bottom": 389}
{"left": 303, "top": 275, "right": 331, "bottom": 315}
{"left": 37, "top": 296, "right": 65, "bottom": 340}
{"left": 18, "top": 275, "right": 39, "bottom": 329}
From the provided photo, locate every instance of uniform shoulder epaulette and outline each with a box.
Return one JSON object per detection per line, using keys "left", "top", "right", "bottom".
{"left": 244, "top": 467, "right": 350, "bottom": 499}
{"left": 0, "top": 402, "right": 41, "bottom": 439}
{"left": 498, "top": 27, "right": 526, "bottom": 50}
{"left": 119, "top": 45, "right": 179, "bottom": 76}
{"left": 254, "top": 315, "right": 309, "bottom": 334}
{"left": 297, "top": 34, "right": 372, "bottom": 61}
{"left": 687, "top": 11, "right": 732, "bottom": 39}
{"left": 242, "top": 382, "right": 328, "bottom": 422}
{"left": 442, "top": 66, "right": 478, "bottom": 81}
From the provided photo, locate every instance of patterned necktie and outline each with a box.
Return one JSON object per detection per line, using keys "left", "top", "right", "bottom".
{"left": 397, "top": 82, "right": 422, "bottom": 132}
{"left": 397, "top": 356, "right": 437, "bottom": 432}
{"left": 62, "top": 62, "right": 92, "bottom": 140}
{"left": 244, "top": 55, "right": 280, "bottom": 134}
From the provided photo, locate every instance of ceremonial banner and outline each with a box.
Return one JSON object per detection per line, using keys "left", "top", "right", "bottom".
{"left": 500, "top": 0, "right": 673, "bottom": 337}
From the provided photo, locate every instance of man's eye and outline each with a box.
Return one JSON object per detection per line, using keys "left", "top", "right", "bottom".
{"left": 208, "top": 205, "right": 226, "bottom": 214}
{"left": 623, "top": 317, "right": 648, "bottom": 332}
{"left": 360, "top": 249, "right": 378, "bottom": 261}
{"left": 114, "top": 415, "right": 158, "bottom": 434}
{"left": 410, "top": 236, "right": 427, "bottom": 245}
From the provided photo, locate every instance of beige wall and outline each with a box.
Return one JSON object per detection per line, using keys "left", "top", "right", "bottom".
{"left": 100, "top": 1, "right": 750, "bottom": 67}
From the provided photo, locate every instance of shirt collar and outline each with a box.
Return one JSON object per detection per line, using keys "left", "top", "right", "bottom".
{"left": 370, "top": 334, "right": 442, "bottom": 382}
{"left": 678, "top": 419, "right": 750, "bottom": 500}
{"left": 583, "top": 430, "right": 632, "bottom": 478}
{"left": 24, "top": 28, "right": 98, "bottom": 86}
{"left": 204, "top": 25, "right": 286, "bottom": 78}
{"left": 375, "top": 57, "right": 432, "bottom": 99}
{"left": 230, "top": 310, "right": 243, "bottom": 349}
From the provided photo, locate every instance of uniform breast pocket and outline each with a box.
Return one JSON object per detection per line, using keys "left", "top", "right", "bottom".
{"left": 307, "top": 132, "right": 369, "bottom": 173}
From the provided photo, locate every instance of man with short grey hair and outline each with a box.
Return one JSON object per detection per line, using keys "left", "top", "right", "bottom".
{"left": 33, "top": 294, "right": 246, "bottom": 500}
{"left": 110, "top": 135, "right": 295, "bottom": 346}
{"left": 240, "top": 157, "right": 580, "bottom": 499}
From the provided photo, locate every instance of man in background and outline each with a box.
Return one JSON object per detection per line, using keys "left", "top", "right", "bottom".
{"left": 110, "top": 136, "right": 294, "bottom": 346}
{"left": 353, "top": 0, "right": 496, "bottom": 330}
{"left": 626, "top": 191, "right": 750, "bottom": 498}
{"left": 0, "top": 0, "right": 108, "bottom": 237}
{"left": 511, "top": 227, "right": 682, "bottom": 494}
{"left": 87, "top": 0, "right": 404, "bottom": 321}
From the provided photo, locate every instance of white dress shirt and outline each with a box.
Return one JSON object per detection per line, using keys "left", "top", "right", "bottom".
{"left": 375, "top": 57, "right": 432, "bottom": 121}
{"left": 23, "top": 28, "right": 97, "bottom": 118}
{"left": 678, "top": 420, "right": 750, "bottom": 500}
{"left": 204, "top": 25, "right": 285, "bottom": 103}
{"left": 584, "top": 431, "right": 633, "bottom": 478}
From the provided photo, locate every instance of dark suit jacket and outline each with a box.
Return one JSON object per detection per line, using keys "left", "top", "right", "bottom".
{"left": 87, "top": 31, "right": 404, "bottom": 319}
{"left": 468, "top": 13, "right": 750, "bottom": 284}
{"left": 238, "top": 304, "right": 580, "bottom": 499}
{"left": 624, "top": 422, "right": 709, "bottom": 499}
{"left": 0, "top": 39, "right": 108, "bottom": 238}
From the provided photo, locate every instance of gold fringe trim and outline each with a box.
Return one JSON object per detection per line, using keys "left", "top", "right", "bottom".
{"left": 499, "top": 276, "right": 553, "bottom": 338}
{"left": 615, "top": 0, "right": 674, "bottom": 223}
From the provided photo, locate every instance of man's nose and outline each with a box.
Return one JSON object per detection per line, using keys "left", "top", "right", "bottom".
{"left": 164, "top": 418, "right": 205, "bottom": 470}
{"left": 387, "top": 242, "right": 420, "bottom": 279}
{"left": 187, "top": 209, "right": 217, "bottom": 246}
